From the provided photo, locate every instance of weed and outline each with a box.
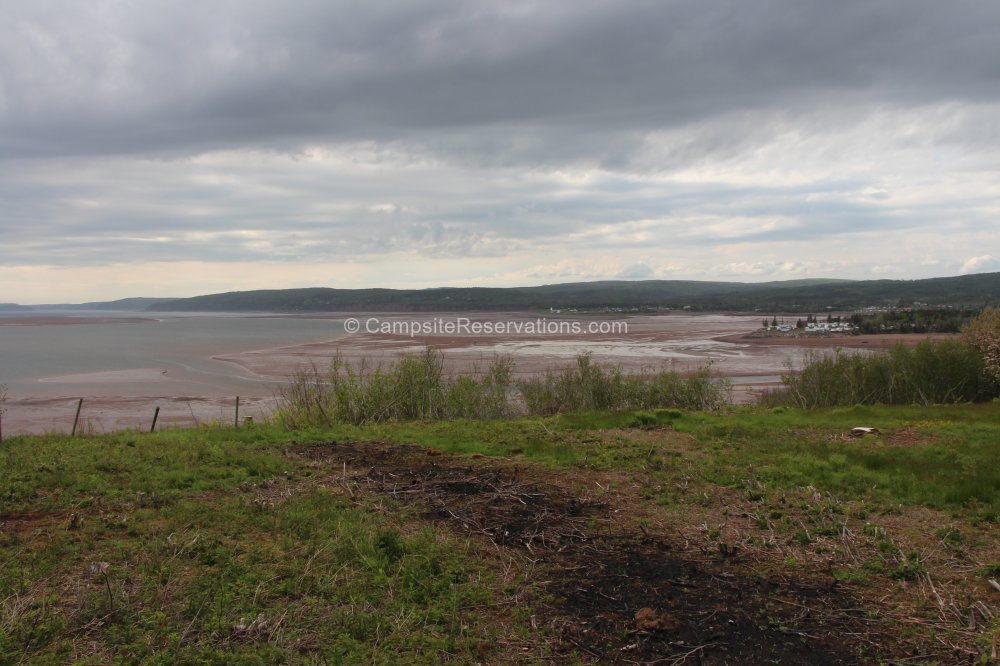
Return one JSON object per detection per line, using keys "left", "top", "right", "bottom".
{"left": 890, "top": 552, "right": 927, "bottom": 581}
{"left": 935, "top": 526, "right": 964, "bottom": 546}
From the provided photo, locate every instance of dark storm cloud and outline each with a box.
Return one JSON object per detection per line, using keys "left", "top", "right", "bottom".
{"left": 2, "top": 0, "right": 1000, "bottom": 301}
{"left": 3, "top": 0, "right": 999, "bottom": 161}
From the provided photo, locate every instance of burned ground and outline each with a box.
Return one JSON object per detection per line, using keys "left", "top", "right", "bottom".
{"left": 291, "top": 441, "right": 905, "bottom": 664}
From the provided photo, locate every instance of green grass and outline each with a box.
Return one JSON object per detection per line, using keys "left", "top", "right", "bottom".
{"left": 0, "top": 427, "right": 521, "bottom": 664}
{"left": 4, "top": 403, "right": 1000, "bottom": 662}
{"left": 295, "top": 403, "right": 1000, "bottom": 519}
{"left": 2, "top": 492, "right": 498, "bottom": 663}
{"left": 0, "top": 426, "right": 293, "bottom": 512}
{"left": 663, "top": 405, "right": 1000, "bottom": 515}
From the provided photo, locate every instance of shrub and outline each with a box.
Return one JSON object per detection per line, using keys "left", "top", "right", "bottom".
{"left": 764, "top": 339, "right": 998, "bottom": 408}
{"left": 442, "top": 354, "right": 515, "bottom": 420}
{"left": 517, "top": 353, "right": 730, "bottom": 415}
{"left": 275, "top": 350, "right": 730, "bottom": 427}
{"left": 962, "top": 308, "right": 1000, "bottom": 383}
{"left": 275, "top": 350, "right": 517, "bottom": 427}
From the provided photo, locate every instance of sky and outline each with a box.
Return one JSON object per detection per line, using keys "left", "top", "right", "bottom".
{"left": 2, "top": 0, "right": 999, "bottom": 304}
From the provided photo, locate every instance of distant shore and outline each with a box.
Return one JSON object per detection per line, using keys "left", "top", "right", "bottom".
{"left": 718, "top": 331, "right": 959, "bottom": 349}
{"left": 0, "top": 315, "right": 154, "bottom": 326}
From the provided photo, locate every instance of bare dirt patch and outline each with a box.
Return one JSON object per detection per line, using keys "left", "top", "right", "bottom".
{"left": 885, "top": 426, "right": 935, "bottom": 447}
{"left": 290, "top": 441, "right": 904, "bottom": 664}
{"left": 0, "top": 509, "right": 72, "bottom": 534}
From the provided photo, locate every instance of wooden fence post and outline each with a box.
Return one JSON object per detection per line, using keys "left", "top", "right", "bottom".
{"left": 71, "top": 398, "right": 83, "bottom": 436}
{"left": 150, "top": 406, "right": 160, "bottom": 433}
{"left": 234, "top": 396, "right": 240, "bottom": 427}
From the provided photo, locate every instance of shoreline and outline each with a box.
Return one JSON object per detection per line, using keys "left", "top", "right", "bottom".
{"left": 0, "top": 315, "right": 155, "bottom": 326}
{"left": 1, "top": 395, "right": 277, "bottom": 438}
{"left": 3, "top": 313, "right": 957, "bottom": 438}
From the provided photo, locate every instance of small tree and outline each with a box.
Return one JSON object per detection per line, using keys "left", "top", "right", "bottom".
{"left": 963, "top": 308, "right": 1000, "bottom": 382}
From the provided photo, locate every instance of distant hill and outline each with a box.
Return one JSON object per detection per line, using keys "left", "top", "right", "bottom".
{"left": 149, "top": 273, "right": 1000, "bottom": 313}
{"left": 38, "top": 297, "right": 178, "bottom": 311}
{"left": 0, "top": 303, "right": 33, "bottom": 312}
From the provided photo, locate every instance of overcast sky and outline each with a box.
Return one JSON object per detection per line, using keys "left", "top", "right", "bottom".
{"left": 2, "top": 0, "right": 999, "bottom": 303}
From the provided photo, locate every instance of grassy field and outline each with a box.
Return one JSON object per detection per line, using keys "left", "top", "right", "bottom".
{"left": 3, "top": 404, "right": 1000, "bottom": 663}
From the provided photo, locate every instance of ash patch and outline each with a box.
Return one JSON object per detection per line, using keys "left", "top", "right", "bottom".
{"left": 293, "top": 441, "right": 887, "bottom": 664}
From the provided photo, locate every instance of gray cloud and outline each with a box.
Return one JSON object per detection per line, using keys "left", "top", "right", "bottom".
{"left": 4, "top": 1, "right": 1000, "bottom": 160}
{"left": 1, "top": 0, "right": 999, "bottom": 301}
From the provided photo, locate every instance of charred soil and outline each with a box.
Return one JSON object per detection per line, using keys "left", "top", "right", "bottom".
{"left": 292, "top": 441, "right": 903, "bottom": 664}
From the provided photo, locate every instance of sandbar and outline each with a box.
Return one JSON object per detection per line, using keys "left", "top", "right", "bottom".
{"left": 38, "top": 368, "right": 170, "bottom": 384}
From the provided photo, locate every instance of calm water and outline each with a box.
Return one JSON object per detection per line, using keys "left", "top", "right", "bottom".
{"left": 0, "top": 312, "right": 346, "bottom": 397}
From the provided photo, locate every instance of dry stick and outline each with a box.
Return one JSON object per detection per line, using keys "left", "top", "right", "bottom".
{"left": 71, "top": 398, "right": 83, "bottom": 436}
{"left": 926, "top": 573, "right": 945, "bottom": 611}
{"left": 150, "top": 406, "right": 160, "bottom": 433}
{"left": 102, "top": 570, "right": 114, "bottom": 612}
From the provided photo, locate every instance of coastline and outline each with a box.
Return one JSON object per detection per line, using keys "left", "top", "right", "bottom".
{"left": 0, "top": 315, "right": 154, "bottom": 326}
{"left": 3, "top": 313, "right": 959, "bottom": 438}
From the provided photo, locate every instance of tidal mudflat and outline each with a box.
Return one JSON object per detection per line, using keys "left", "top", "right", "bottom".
{"left": 1, "top": 311, "right": 887, "bottom": 436}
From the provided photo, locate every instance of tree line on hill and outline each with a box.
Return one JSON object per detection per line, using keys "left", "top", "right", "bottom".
{"left": 147, "top": 273, "right": 1000, "bottom": 313}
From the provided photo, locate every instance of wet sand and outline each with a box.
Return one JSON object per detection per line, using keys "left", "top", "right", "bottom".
{"left": 215, "top": 313, "right": 774, "bottom": 377}
{"left": 38, "top": 368, "right": 171, "bottom": 384}
{"left": 2, "top": 312, "right": 951, "bottom": 438}
{"left": 212, "top": 313, "right": 805, "bottom": 407}
{"left": 3, "top": 395, "right": 275, "bottom": 437}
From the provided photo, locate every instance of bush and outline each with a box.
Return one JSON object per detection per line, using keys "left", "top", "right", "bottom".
{"left": 962, "top": 308, "right": 1000, "bottom": 382}
{"left": 440, "top": 354, "right": 515, "bottom": 420}
{"left": 275, "top": 351, "right": 730, "bottom": 427}
{"left": 517, "top": 353, "right": 729, "bottom": 415}
{"left": 275, "top": 350, "right": 517, "bottom": 427}
{"left": 763, "top": 339, "right": 998, "bottom": 408}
